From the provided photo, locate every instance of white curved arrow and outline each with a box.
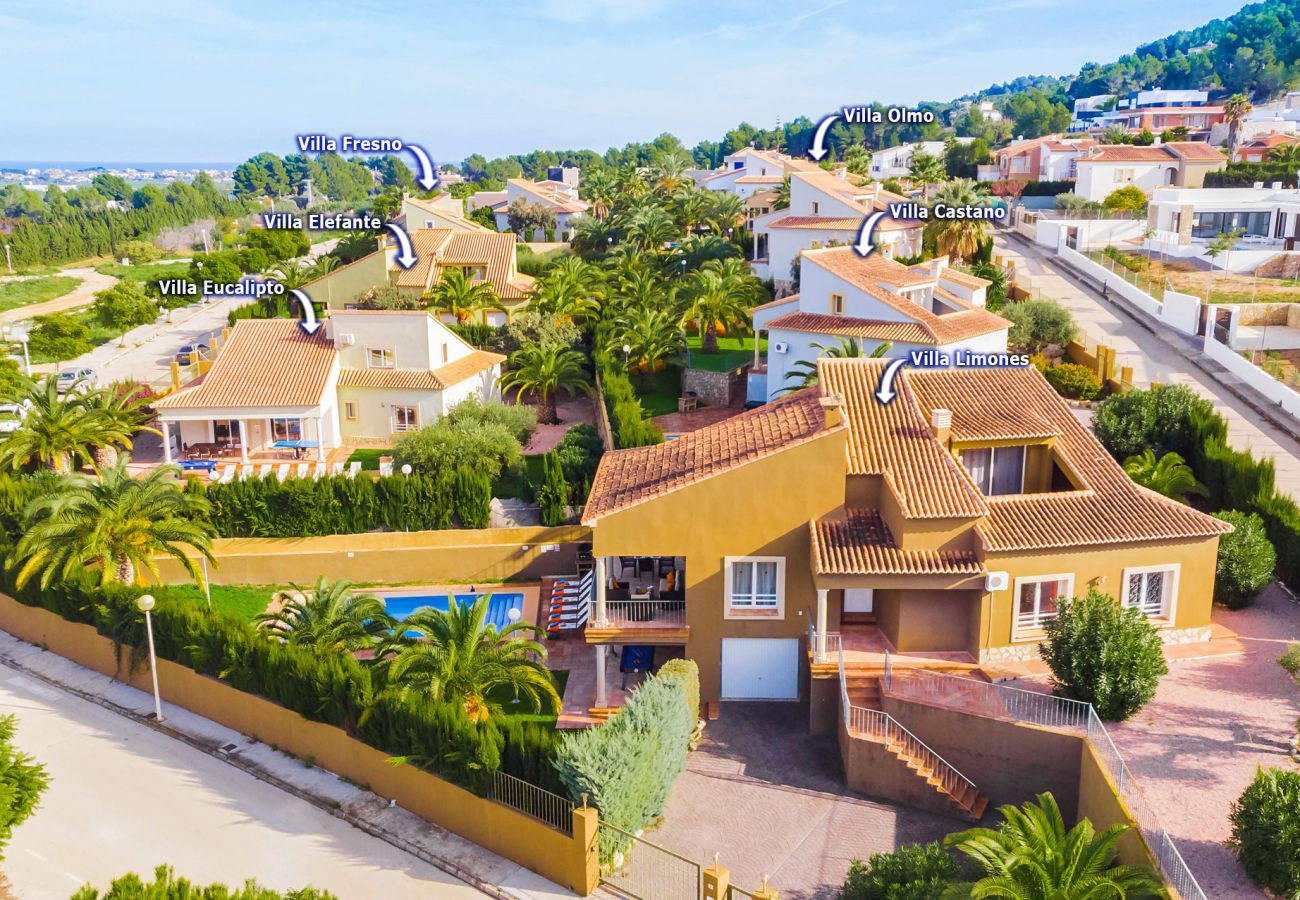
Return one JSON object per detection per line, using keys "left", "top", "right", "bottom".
{"left": 385, "top": 222, "right": 418, "bottom": 269}
{"left": 854, "top": 211, "right": 886, "bottom": 257}
{"left": 292, "top": 289, "right": 321, "bottom": 335}
{"left": 406, "top": 144, "right": 438, "bottom": 190}
{"left": 808, "top": 113, "right": 840, "bottom": 162}
{"left": 874, "top": 357, "right": 908, "bottom": 405}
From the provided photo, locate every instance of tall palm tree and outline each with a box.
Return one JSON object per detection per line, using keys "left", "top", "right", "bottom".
{"left": 375, "top": 594, "right": 559, "bottom": 722}
{"left": 1223, "top": 94, "right": 1253, "bottom": 159}
{"left": 945, "top": 792, "right": 1166, "bottom": 899}
{"left": 269, "top": 260, "right": 312, "bottom": 290}
{"left": 650, "top": 151, "right": 691, "bottom": 193}
{"left": 1269, "top": 143, "right": 1300, "bottom": 169}
{"left": 85, "top": 382, "right": 160, "bottom": 471}
{"left": 607, "top": 305, "right": 686, "bottom": 380}
{"left": 0, "top": 377, "right": 127, "bottom": 474}
{"left": 930, "top": 179, "right": 991, "bottom": 262}
{"left": 783, "top": 339, "right": 892, "bottom": 392}
{"left": 580, "top": 168, "right": 617, "bottom": 219}
{"left": 1122, "top": 450, "right": 1208, "bottom": 503}
{"left": 11, "top": 459, "right": 215, "bottom": 588}
{"left": 774, "top": 177, "right": 792, "bottom": 211}
{"left": 499, "top": 344, "right": 591, "bottom": 425}
{"left": 673, "top": 189, "right": 711, "bottom": 237}
{"left": 430, "top": 267, "right": 504, "bottom": 324}
{"left": 680, "top": 259, "right": 764, "bottom": 353}
{"left": 625, "top": 207, "right": 678, "bottom": 251}
{"left": 534, "top": 276, "right": 601, "bottom": 323}
{"left": 702, "top": 192, "right": 745, "bottom": 236}
{"left": 256, "top": 576, "right": 394, "bottom": 651}
{"left": 571, "top": 217, "right": 622, "bottom": 256}
{"left": 909, "top": 151, "right": 947, "bottom": 198}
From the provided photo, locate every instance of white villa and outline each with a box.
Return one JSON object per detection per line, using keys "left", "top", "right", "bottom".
{"left": 155, "top": 311, "right": 503, "bottom": 463}
{"left": 1146, "top": 184, "right": 1300, "bottom": 264}
{"left": 482, "top": 179, "right": 589, "bottom": 241}
{"left": 867, "top": 140, "right": 972, "bottom": 180}
{"left": 751, "top": 169, "right": 925, "bottom": 292}
{"left": 696, "top": 148, "right": 819, "bottom": 199}
{"left": 1073, "top": 143, "right": 1226, "bottom": 202}
{"left": 749, "top": 247, "right": 1009, "bottom": 402}
{"left": 400, "top": 194, "right": 493, "bottom": 233}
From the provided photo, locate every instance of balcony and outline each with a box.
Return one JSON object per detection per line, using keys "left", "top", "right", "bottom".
{"left": 583, "top": 556, "right": 689, "bottom": 644}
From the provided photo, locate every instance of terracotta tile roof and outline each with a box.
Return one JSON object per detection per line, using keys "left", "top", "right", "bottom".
{"left": 900, "top": 366, "right": 1233, "bottom": 550}
{"left": 431, "top": 349, "right": 505, "bottom": 386}
{"left": 809, "top": 250, "right": 934, "bottom": 288}
{"left": 403, "top": 195, "right": 494, "bottom": 234}
{"left": 155, "top": 320, "right": 335, "bottom": 410}
{"left": 764, "top": 311, "right": 935, "bottom": 345}
{"left": 1243, "top": 133, "right": 1300, "bottom": 149}
{"left": 818, "top": 358, "right": 988, "bottom": 520}
{"left": 1077, "top": 143, "right": 1224, "bottom": 164}
{"left": 766, "top": 215, "right": 862, "bottom": 231}
{"left": 338, "top": 350, "right": 503, "bottom": 392}
{"left": 507, "top": 179, "right": 588, "bottom": 214}
{"left": 937, "top": 268, "right": 992, "bottom": 289}
{"left": 1164, "top": 141, "right": 1227, "bottom": 161}
{"left": 734, "top": 175, "right": 785, "bottom": 184}
{"left": 393, "top": 230, "right": 535, "bottom": 300}
{"left": 394, "top": 228, "right": 454, "bottom": 288}
{"left": 751, "top": 293, "right": 801, "bottom": 313}
{"left": 582, "top": 389, "right": 832, "bottom": 523}
{"left": 812, "top": 509, "right": 985, "bottom": 576}
{"left": 1042, "top": 140, "right": 1097, "bottom": 152}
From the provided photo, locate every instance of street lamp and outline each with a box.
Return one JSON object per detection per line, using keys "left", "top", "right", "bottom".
{"left": 622, "top": 343, "right": 631, "bottom": 366}
{"left": 400, "top": 463, "right": 412, "bottom": 476}
{"left": 136, "top": 594, "right": 163, "bottom": 722}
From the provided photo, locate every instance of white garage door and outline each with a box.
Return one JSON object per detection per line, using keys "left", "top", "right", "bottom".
{"left": 721, "top": 638, "right": 799, "bottom": 700}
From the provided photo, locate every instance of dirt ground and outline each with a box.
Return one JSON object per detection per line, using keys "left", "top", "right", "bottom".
{"left": 1108, "top": 249, "right": 1300, "bottom": 304}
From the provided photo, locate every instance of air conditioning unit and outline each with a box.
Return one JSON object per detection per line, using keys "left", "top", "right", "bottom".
{"left": 985, "top": 571, "right": 1010, "bottom": 593}
{"left": 338, "top": 333, "right": 356, "bottom": 346}
{"left": 772, "top": 341, "right": 790, "bottom": 354}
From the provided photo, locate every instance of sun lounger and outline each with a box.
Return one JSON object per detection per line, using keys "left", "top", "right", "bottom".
{"left": 330, "top": 461, "right": 344, "bottom": 476}
{"left": 347, "top": 461, "right": 362, "bottom": 479}
{"left": 275, "top": 463, "right": 290, "bottom": 482}
{"left": 295, "top": 462, "right": 309, "bottom": 479}
{"left": 219, "top": 464, "right": 237, "bottom": 483}
{"left": 311, "top": 462, "right": 326, "bottom": 479}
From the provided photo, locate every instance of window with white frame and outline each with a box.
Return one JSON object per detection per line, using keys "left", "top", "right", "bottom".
{"left": 271, "top": 418, "right": 302, "bottom": 442}
{"left": 1015, "top": 574, "right": 1072, "bottom": 636}
{"left": 961, "top": 445, "right": 1026, "bottom": 496}
{"left": 391, "top": 405, "right": 418, "bottom": 433}
{"left": 344, "top": 401, "right": 357, "bottom": 421}
{"left": 1115, "top": 168, "right": 1135, "bottom": 183}
{"left": 830, "top": 292, "right": 845, "bottom": 315}
{"left": 1122, "top": 565, "right": 1178, "bottom": 621}
{"left": 725, "top": 557, "right": 783, "bottom": 614}
{"left": 367, "top": 348, "right": 394, "bottom": 368}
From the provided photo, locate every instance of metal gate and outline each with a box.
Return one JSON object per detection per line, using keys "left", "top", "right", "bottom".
{"left": 598, "top": 821, "right": 701, "bottom": 900}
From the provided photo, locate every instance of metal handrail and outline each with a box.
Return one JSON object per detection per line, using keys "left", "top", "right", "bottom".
{"left": 587, "top": 595, "right": 685, "bottom": 628}
{"left": 488, "top": 770, "right": 574, "bottom": 835}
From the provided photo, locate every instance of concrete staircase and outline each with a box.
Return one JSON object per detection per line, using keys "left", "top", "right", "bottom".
{"left": 883, "top": 733, "right": 989, "bottom": 822}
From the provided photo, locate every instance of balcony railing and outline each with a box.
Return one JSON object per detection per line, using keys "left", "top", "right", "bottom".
{"left": 590, "top": 597, "right": 686, "bottom": 629}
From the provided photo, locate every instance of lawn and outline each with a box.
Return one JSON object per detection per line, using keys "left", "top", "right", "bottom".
{"left": 492, "top": 454, "right": 546, "bottom": 501}
{"left": 28, "top": 309, "right": 115, "bottom": 364}
{"left": 345, "top": 447, "right": 392, "bottom": 471}
{"left": 95, "top": 261, "right": 190, "bottom": 284}
{"left": 490, "top": 669, "right": 569, "bottom": 727}
{"left": 165, "top": 582, "right": 286, "bottom": 621}
{"left": 684, "top": 334, "right": 765, "bottom": 372}
{"left": 632, "top": 369, "right": 682, "bottom": 417}
{"left": 0, "top": 276, "right": 80, "bottom": 313}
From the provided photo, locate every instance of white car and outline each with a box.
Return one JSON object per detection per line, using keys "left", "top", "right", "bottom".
{"left": 0, "top": 401, "right": 29, "bottom": 434}
{"left": 56, "top": 368, "right": 97, "bottom": 393}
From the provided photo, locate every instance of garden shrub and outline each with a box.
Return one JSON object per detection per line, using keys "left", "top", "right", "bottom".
{"left": 1229, "top": 767, "right": 1300, "bottom": 897}
{"left": 595, "top": 348, "right": 663, "bottom": 449}
{"left": 446, "top": 396, "right": 537, "bottom": 444}
{"left": 838, "top": 843, "right": 960, "bottom": 900}
{"left": 656, "top": 658, "right": 700, "bottom": 726}
{"left": 555, "top": 672, "right": 692, "bottom": 860}
{"left": 553, "top": 424, "right": 603, "bottom": 499}
{"left": 1041, "top": 362, "right": 1101, "bottom": 400}
{"left": 1002, "top": 298, "right": 1077, "bottom": 354}
{"left": 29, "top": 312, "right": 93, "bottom": 360}
{"left": 393, "top": 400, "right": 529, "bottom": 482}
{"left": 0, "top": 713, "right": 48, "bottom": 858}
{"left": 1040, "top": 587, "right": 1167, "bottom": 721}
{"left": 116, "top": 239, "right": 162, "bottom": 265}
{"left": 537, "top": 452, "right": 568, "bottom": 526}
{"left": 1092, "top": 385, "right": 1214, "bottom": 463}
{"left": 1213, "top": 511, "right": 1277, "bottom": 608}
{"left": 72, "top": 865, "right": 337, "bottom": 900}
{"left": 454, "top": 468, "right": 492, "bottom": 529}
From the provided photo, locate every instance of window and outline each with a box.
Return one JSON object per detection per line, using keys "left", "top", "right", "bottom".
{"left": 461, "top": 265, "right": 486, "bottom": 279}
{"left": 344, "top": 401, "right": 357, "bottom": 422}
{"left": 725, "top": 556, "right": 784, "bottom": 617}
{"left": 1122, "top": 565, "right": 1178, "bottom": 621}
{"left": 391, "top": 405, "right": 418, "bottom": 433}
{"left": 367, "top": 348, "right": 394, "bottom": 368}
{"left": 1192, "top": 210, "right": 1271, "bottom": 238}
{"left": 830, "top": 293, "right": 845, "bottom": 315}
{"left": 271, "top": 418, "right": 302, "bottom": 441}
{"left": 811, "top": 201, "right": 820, "bottom": 215}
{"left": 1015, "top": 574, "right": 1073, "bottom": 637}
{"left": 441, "top": 343, "right": 450, "bottom": 364}
{"left": 425, "top": 219, "right": 435, "bottom": 229}
{"left": 961, "top": 445, "right": 1026, "bottom": 496}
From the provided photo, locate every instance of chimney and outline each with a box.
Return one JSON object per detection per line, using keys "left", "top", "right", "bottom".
{"left": 379, "top": 233, "right": 397, "bottom": 269}
{"left": 819, "top": 394, "right": 843, "bottom": 429}
{"left": 931, "top": 408, "right": 953, "bottom": 448}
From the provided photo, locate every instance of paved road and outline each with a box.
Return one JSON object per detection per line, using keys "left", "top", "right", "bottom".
{"left": 0, "top": 665, "right": 486, "bottom": 899}
{"left": 996, "top": 233, "right": 1300, "bottom": 501}
{"left": 0, "top": 267, "right": 118, "bottom": 324}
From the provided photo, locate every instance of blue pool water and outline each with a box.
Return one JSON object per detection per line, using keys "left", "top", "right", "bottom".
{"left": 383, "top": 593, "right": 524, "bottom": 632}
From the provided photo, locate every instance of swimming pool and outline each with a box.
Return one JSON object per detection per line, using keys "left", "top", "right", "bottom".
{"left": 382, "top": 592, "right": 525, "bottom": 632}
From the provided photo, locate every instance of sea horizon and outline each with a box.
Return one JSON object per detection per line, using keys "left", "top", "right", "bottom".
{"left": 0, "top": 160, "right": 239, "bottom": 171}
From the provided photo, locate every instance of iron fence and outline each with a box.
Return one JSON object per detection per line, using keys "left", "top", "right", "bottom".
{"left": 488, "top": 770, "right": 574, "bottom": 836}
{"left": 598, "top": 821, "right": 701, "bottom": 900}
{"left": 726, "top": 885, "right": 758, "bottom": 900}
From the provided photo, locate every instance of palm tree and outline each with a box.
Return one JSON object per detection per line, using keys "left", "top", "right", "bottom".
{"left": 945, "top": 792, "right": 1166, "bottom": 899}
{"left": 256, "top": 576, "right": 394, "bottom": 651}
{"left": 1122, "top": 450, "right": 1207, "bottom": 503}
{"left": 702, "top": 192, "right": 745, "bottom": 236}
{"left": 774, "top": 177, "right": 792, "bottom": 211}
{"left": 650, "top": 151, "right": 691, "bottom": 193}
{"left": 430, "top": 267, "right": 504, "bottom": 324}
{"left": 580, "top": 169, "right": 617, "bottom": 219}
{"left": 1223, "top": 94, "right": 1253, "bottom": 159}
{"left": 783, "top": 339, "right": 892, "bottom": 392}
{"left": 673, "top": 189, "right": 711, "bottom": 237}
{"left": 930, "top": 179, "right": 991, "bottom": 262}
{"left": 11, "top": 459, "right": 215, "bottom": 588}
{"left": 909, "top": 150, "right": 947, "bottom": 198}
{"left": 1270, "top": 143, "right": 1300, "bottom": 169}
{"left": 625, "top": 207, "right": 678, "bottom": 251}
{"left": 608, "top": 305, "right": 686, "bottom": 380}
{"left": 269, "top": 260, "right": 312, "bottom": 290}
{"left": 680, "top": 259, "right": 764, "bottom": 353}
{"left": 499, "top": 344, "right": 591, "bottom": 425}
{"left": 85, "top": 382, "right": 160, "bottom": 471}
{"left": 0, "top": 377, "right": 127, "bottom": 474}
{"left": 571, "top": 217, "right": 622, "bottom": 257}
{"left": 375, "top": 595, "right": 559, "bottom": 722}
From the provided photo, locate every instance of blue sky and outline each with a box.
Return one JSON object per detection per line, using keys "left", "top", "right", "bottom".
{"left": 2, "top": 0, "right": 1246, "bottom": 164}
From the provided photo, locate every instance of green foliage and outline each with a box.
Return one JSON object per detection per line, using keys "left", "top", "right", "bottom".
{"left": 1207, "top": 160, "right": 1298, "bottom": 189}
{"left": 656, "top": 658, "right": 700, "bottom": 726}
{"left": 1040, "top": 587, "right": 1167, "bottom": 721}
{"left": 1120, "top": 449, "right": 1206, "bottom": 503}
{"left": 0, "top": 713, "right": 49, "bottom": 859}
{"left": 553, "top": 424, "right": 604, "bottom": 500}
{"left": 1229, "top": 768, "right": 1300, "bottom": 897}
{"left": 1040, "top": 362, "right": 1101, "bottom": 401}
{"left": 93, "top": 282, "right": 159, "bottom": 335}
{"left": 71, "top": 864, "right": 337, "bottom": 899}
{"left": 537, "top": 452, "right": 569, "bottom": 526}
{"left": 1279, "top": 644, "right": 1300, "bottom": 687}
{"left": 243, "top": 228, "right": 310, "bottom": 262}
{"left": 597, "top": 358, "right": 663, "bottom": 448}
{"left": 446, "top": 396, "right": 537, "bottom": 444}
{"left": 555, "top": 672, "right": 692, "bottom": 858}
{"left": 1002, "top": 298, "right": 1077, "bottom": 354}
{"left": 29, "top": 311, "right": 92, "bottom": 360}
{"left": 1102, "top": 246, "right": 1148, "bottom": 273}
{"left": 454, "top": 468, "right": 492, "bottom": 529}
{"left": 838, "top": 843, "right": 960, "bottom": 900}
{"left": 392, "top": 405, "right": 527, "bottom": 484}
{"left": 1213, "top": 511, "right": 1277, "bottom": 609}
{"left": 1092, "top": 384, "right": 1214, "bottom": 463}
{"left": 116, "top": 239, "right": 162, "bottom": 264}
{"left": 255, "top": 577, "right": 394, "bottom": 651}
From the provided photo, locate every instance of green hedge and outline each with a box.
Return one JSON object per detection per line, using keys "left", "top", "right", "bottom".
{"left": 598, "top": 359, "right": 663, "bottom": 448}
{"left": 555, "top": 670, "right": 692, "bottom": 860}
{"left": 199, "top": 470, "right": 491, "bottom": 537}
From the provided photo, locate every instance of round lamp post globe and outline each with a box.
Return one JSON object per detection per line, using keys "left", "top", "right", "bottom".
{"left": 507, "top": 608, "right": 522, "bottom": 624}
{"left": 401, "top": 464, "right": 412, "bottom": 476}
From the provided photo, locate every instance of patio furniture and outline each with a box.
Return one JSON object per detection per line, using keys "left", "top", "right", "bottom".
{"left": 378, "top": 459, "right": 394, "bottom": 477}
{"left": 347, "top": 460, "right": 362, "bottom": 479}
{"left": 178, "top": 459, "right": 216, "bottom": 472}
{"left": 275, "top": 463, "right": 290, "bottom": 482}
{"left": 238, "top": 464, "right": 253, "bottom": 479}
{"left": 618, "top": 557, "right": 638, "bottom": 579}
{"left": 295, "top": 463, "right": 309, "bottom": 479}
{"left": 657, "top": 557, "right": 676, "bottom": 576}
{"left": 678, "top": 392, "right": 698, "bottom": 413}
{"left": 256, "top": 464, "right": 272, "bottom": 478}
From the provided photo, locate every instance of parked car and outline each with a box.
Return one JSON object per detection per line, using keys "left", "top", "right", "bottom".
{"left": 55, "top": 368, "right": 96, "bottom": 393}
{"left": 0, "top": 400, "right": 28, "bottom": 434}
{"left": 175, "top": 343, "right": 210, "bottom": 365}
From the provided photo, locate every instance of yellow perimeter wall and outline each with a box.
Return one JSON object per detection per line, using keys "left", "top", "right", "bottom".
{"left": 153, "top": 526, "right": 590, "bottom": 586}
{"left": 0, "top": 593, "right": 599, "bottom": 895}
